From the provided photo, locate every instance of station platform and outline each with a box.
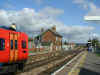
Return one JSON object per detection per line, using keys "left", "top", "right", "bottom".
{"left": 51, "top": 51, "right": 100, "bottom": 75}
{"left": 79, "top": 52, "right": 100, "bottom": 75}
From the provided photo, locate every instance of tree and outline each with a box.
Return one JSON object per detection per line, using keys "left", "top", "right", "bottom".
{"left": 92, "top": 38, "right": 99, "bottom": 47}
{"left": 64, "top": 41, "right": 68, "bottom": 45}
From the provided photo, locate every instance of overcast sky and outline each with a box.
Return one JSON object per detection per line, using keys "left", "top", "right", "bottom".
{"left": 0, "top": 0, "right": 100, "bottom": 43}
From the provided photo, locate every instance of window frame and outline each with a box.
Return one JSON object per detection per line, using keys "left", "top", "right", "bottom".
{"left": 0, "top": 38, "right": 5, "bottom": 50}
{"left": 22, "top": 40, "right": 26, "bottom": 49}
{"left": 10, "top": 40, "right": 13, "bottom": 50}
{"left": 15, "top": 40, "right": 18, "bottom": 49}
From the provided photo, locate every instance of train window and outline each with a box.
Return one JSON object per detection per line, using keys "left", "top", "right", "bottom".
{"left": 10, "top": 40, "right": 13, "bottom": 49}
{"left": 15, "top": 40, "right": 17, "bottom": 49}
{"left": 0, "top": 38, "right": 5, "bottom": 50}
{"left": 22, "top": 40, "right": 26, "bottom": 49}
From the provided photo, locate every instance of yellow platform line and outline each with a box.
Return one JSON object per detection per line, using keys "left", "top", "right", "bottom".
{"left": 68, "top": 51, "right": 88, "bottom": 75}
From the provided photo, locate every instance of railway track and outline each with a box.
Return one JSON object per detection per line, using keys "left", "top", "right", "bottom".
{"left": 38, "top": 51, "right": 83, "bottom": 75}
{"left": 17, "top": 50, "right": 83, "bottom": 75}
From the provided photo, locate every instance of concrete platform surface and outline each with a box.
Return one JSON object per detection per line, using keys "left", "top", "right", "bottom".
{"left": 79, "top": 52, "right": 100, "bottom": 75}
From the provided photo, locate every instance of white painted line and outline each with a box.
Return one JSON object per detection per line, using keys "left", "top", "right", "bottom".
{"left": 68, "top": 53, "right": 86, "bottom": 75}
{"left": 51, "top": 52, "right": 84, "bottom": 75}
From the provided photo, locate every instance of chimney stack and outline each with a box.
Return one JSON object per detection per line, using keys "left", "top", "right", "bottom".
{"left": 52, "top": 26, "right": 56, "bottom": 32}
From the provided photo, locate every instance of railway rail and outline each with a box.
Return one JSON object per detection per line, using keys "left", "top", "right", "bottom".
{"left": 16, "top": 49, "right": 83, "bottom": 75}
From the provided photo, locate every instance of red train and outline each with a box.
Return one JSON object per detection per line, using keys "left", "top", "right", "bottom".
{"left": 0, "top": 25, "right": 28, "bottom": 73}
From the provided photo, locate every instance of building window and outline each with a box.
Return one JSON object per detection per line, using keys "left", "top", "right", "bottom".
{"left": 10, "top": 40, "right": 13, "bottom": 49}
{"left": 22, "top": 40, "right": 26, "bottom": 49}
{"left": 0, "top": 38, "right": 5, "bottom": 50}
{"left": 56, "top": 37, "right": 58, "bottom": 41}
{"left": 15, "top": 40, "right": 17, "bottom": 49}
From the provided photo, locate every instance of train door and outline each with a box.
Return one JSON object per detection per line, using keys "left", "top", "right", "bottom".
{"left": 21, "top": 33, "right": 28, "bottom": 60}
{"left": 9, "top": 32, "right": 18, "bottom": 62}
{"left": 22, "top": 40, "right": 27, "bottom": 59}
{"left": 14, "top": 33, "right": 18, "bottom": 62}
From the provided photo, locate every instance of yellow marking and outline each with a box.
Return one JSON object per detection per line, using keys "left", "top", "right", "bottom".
{"left": 9, "top": 51, "right": 14, "bottom": 62}
{"left": 15, "top": 50, "right": 18, "bottom": 61}
{"left": 68, "top": 51, "right": 88, "bottom": 75}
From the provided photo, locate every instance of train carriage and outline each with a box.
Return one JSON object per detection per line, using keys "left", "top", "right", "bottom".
{"left": 0, "top": 26, "right": 28, "bottom": 73}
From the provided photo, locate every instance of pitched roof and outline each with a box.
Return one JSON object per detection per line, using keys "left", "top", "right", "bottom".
{"left": 48, "top": 29, "right": 62, "bottom": 37}
{"left": 35, "top": 29, "right": 62, "bottom": 39}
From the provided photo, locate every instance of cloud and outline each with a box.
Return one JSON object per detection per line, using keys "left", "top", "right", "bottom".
{"left": 73, "top": 0, "right": 100, "bottom": 16}
{"left": 34, "top": 0, "right": 44, "bottom": 5}
{"left": 87, "top": 3, "right": 100, "bottom": 16}
{"left": 0, "top": 10, "right": 10, "bottom": 25}
{"left": 38, "top": 6, "right": 64, "bottom": 18}
{"left": 0, "top": 7, "right": 95, "bottom": 43}
{"left": 0, "top": 7, "right": 64, "bottom": 32}
{"left": 3, "top": 3, "right": 15, "bottom": 10}
{"left": 57, "top": 25, "right": 95, "bottom": 43}
{"left": 73, "top": 0, "right": 100, "bottom": 25}
{"left": 73, "top": 0, "right": 88, "bottom": 9}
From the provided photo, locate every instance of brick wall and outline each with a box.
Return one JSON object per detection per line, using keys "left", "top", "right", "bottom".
{"left": 42, "top": 31, "right": 62, "bottom": 51}
{"left": 42, "top": 31, "right": 56, "bottom": 43}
